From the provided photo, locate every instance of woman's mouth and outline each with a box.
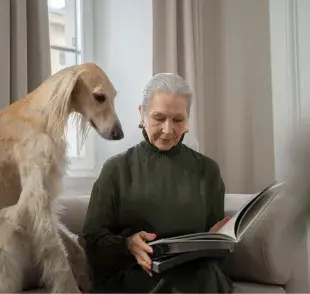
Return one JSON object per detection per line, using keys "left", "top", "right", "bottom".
{"left": 160, "top": 138, "right": 174, "bottom": 143}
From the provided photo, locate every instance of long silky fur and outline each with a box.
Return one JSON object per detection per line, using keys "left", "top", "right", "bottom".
{"left": 0, "top": 62, "right": 118, "bottom": 293}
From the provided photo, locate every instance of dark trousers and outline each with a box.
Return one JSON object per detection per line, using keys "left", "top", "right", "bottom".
{"left": 95, "top": 258, "right": 233, "bottom": 293}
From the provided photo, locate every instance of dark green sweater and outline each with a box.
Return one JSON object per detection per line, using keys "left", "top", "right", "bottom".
{"left": 82, "top": 135, "right": 226, "bottom": 292}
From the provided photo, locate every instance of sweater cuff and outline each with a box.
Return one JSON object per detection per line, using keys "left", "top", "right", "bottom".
{"left": 120, "top": 228, "right": 135, "bottom": 257}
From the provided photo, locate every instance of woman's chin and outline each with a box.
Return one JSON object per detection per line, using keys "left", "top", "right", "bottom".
{"left": 155, "top": 141, "right": 175, "bottom": 151}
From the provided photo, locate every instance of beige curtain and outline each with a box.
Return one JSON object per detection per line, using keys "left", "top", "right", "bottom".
{"left": 0, "top": 0, "right": 51, "bottom": 109}
{"left": 153, "top": 0, "right": 276, "bottom": 194}
{"left": 153, "top": 0, "right": 209, "bottom": 157}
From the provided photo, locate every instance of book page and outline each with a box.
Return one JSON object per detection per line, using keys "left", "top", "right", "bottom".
{"left": 216, "top": 192, "right": 262, "bottom": 239}
{"left": 217, "top": 181, "right": 282, "bottom": 239}
{"left": 216, "top": 213, "right": 238, "bottom": 239}
{"left": 235, "top": 181, "right": 284, "bottom": 240}
{"left": 148, "top": 182, "right": 283, "bottom": 247}
{"left": 148, "top": 232, "right": 235, "bottom": 246}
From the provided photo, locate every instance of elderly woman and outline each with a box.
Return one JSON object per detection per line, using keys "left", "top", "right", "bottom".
{"left": 82, "top": 73, "right": 233, "bottom": 293}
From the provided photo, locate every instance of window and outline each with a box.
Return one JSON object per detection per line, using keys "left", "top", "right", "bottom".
{"left": 58, "top": 51, "right": 66, "bottom": 65}
{"left": 48, "top": 0, "right": 96, "bottom": 177}
{"left": 48, "top": 0, "right": 81, "bottom": 74}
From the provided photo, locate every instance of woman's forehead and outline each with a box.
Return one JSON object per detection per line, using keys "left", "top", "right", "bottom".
{"left": 149, "top": 92, "right": 188, "bottom": 108}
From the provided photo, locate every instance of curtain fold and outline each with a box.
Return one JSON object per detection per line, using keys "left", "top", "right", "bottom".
{"left": 152, "top": 0, "right": 213, "bottom": 157}
{"left": 0, "top": 0, "right": 51, "bottom": 108}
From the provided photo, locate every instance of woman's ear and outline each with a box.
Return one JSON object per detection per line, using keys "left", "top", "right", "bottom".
{"left": 138, "top": 105, "right": 144, "bottom": 119}
{"left": 138, "top": 105, "right": 145, "bottom": 129}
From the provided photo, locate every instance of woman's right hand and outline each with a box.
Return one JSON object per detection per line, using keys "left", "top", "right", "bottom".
{"left": 126, "top": 231, "right": 156, "bottom": 275}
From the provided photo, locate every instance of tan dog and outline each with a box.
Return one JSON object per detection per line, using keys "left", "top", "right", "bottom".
{"left": 0, "top": 62, "right": 123, "bottom": 293}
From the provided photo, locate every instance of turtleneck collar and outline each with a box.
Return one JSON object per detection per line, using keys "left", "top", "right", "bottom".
{"left": 139, "top": 129, "right": 184, "bottom": 157}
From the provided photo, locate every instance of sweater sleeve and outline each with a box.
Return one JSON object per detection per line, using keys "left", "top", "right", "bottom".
{"left": 206, "top": 161, "right": 226, "bottom": 231}
{"left": 81, "top": 158, "right": 134, "bottom": 282}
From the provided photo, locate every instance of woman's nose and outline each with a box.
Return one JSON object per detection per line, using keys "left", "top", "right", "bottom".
{"left": 162, "top": 121, "right": 173, "bottom": 134}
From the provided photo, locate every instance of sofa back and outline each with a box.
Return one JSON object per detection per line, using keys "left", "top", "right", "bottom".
{"left": 58, "top": 195, "right": 90, "bottom": 235}
{"left": 56, "top": 193, "right": 256, "bottom": 259}
{"left": 224, "top": 191, "right": 309, "bottom": 293}
{"left": 57, "top": 193, "right": 255, "bottom": 235}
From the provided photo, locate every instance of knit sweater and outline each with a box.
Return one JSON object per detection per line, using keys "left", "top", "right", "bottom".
{"left": 82, "top": 133, "right": 226, "bottom": 292}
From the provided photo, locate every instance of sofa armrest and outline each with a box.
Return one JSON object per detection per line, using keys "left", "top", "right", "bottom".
{"left": 223, "top": 190, "right": 308, "bottom": 287}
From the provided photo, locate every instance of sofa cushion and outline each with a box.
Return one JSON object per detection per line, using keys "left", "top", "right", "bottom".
{"left": 57, "top": 195, "right": 90, "bottom": 235}
{"left": 223, "top": 188, "right": 306, "bottom": 286}
{"left": 233, "top": 282, "right": 286, "bottom": 293}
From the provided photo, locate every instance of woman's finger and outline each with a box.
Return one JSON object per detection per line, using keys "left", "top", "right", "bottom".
{"left": 142, "top": 266, "right": 153, "bottom": 277}
{"left": 139, "top": 231, "right": 157, "bottom": 242}
{"left": 133, "top": 246, "right": 152, "bottom": 267}
{"left": 134, "top": 234, "right": 154, "bottom": 254}
{"left": 136, "top": 255, "right": 152, "bottom": 270}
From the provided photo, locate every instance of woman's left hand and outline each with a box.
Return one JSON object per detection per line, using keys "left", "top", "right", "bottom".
{"left": 209, "top": 216, "right": 231, "bottom": 232}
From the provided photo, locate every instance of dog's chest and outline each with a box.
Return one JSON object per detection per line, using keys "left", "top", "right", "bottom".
{"left": 23, "top": 250, "right": 44, "bottom": 290}
{"left": 0, "top": 164, "right": 21, "bottom": 210}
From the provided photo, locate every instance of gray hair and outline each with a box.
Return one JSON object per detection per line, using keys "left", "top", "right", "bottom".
{"left": 141, "top": 73, "right": 193, "bottom": 114}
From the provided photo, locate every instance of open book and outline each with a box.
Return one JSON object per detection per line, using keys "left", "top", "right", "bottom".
{"left": 148, "top": 181, "right": 284, "bottom": 273}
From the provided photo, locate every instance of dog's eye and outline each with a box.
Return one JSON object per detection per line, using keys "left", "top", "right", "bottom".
{"left": 93, "top": 94, "right": 106, "bottom": 103}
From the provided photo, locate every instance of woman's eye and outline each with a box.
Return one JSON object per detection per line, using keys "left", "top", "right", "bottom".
{"left": 154, "top": 116, "right": 165, "bottom": 122}
{"left": 174, "top": 119, "right": 184, "bottom": 123}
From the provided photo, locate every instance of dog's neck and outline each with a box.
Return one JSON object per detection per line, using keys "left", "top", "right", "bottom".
{"left": 20, "top": 74, "right": 74, "bottom": 142}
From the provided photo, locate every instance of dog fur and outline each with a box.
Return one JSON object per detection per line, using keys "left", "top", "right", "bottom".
{"left": 0, "top": 62, "right": 123, "bottom": 293}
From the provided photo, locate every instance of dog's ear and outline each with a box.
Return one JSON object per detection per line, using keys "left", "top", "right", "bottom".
{"left": 49, "top": 65, "right": 83, "bottom": 105}
{"left": 42, "top": 65, "right": 85, "bottom": 132}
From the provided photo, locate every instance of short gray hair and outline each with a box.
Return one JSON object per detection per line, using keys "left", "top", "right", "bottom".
{"left": 141, "top": 73, "right": 193, "bottom": 114}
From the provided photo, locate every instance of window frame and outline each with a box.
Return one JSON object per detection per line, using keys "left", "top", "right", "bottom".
{"left": 48, "top": 0, "right": 97, "bottom": 177}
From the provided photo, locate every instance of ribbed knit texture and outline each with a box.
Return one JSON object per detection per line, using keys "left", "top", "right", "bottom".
{"left": 82, "top": 131, "right": 225, "bottom": 292}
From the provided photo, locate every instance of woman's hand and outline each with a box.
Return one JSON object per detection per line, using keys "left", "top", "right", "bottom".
{"left": 126, "top": 231, "right": 156, "bottom": 276}
{"left": 209, "top": 216, "right": 231, "bottom": 232}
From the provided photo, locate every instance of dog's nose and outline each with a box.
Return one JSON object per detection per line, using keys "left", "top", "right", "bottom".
{"left": 110, "top": 124, "right": 124, "bottom": 140}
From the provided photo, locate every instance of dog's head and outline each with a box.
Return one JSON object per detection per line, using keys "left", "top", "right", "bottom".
{"left": 67, "top": 62, "right": 124, "bottom": 140}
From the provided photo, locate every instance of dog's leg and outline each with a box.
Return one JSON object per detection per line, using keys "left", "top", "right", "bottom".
{"left": 58, "top": 222, "right": 92, "bottom": 293}
{"left": 18, "top": 195, "right": 80, "bottom": 293}
{"left": 16, "top": 137, "right": 81, "bottom": 293}
{"left": 0, "top": 207, "right": 29, "bottom": 293}
{"left": 33, "top": 220, "right": 81, "bottom": 293}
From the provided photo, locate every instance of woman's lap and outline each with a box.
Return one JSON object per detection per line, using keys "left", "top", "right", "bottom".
{"left": 163, "top": 258, "right": 233, "bottom": 293}
{"left": 96, "top": 258, "right": 233, "bottom": 293}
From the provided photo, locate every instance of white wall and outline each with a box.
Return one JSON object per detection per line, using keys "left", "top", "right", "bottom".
{"left": 92, "top": 0, "right": 153, "bottom": 171}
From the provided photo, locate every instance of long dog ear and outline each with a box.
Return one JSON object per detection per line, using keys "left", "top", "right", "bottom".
{"left": 47, "top": 65, "right": 82, "bottom": 107}
{"left": 42, "top": 65, "right": 84, "bottom": 135}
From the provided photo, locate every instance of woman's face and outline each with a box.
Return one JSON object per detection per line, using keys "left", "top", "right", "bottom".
{"left": 139, "top": 92, "right": 189, "bottom": 151}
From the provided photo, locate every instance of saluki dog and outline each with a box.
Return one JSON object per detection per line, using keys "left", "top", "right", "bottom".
{"left": 0, "top": 62, "right": 124, "bottom": 293}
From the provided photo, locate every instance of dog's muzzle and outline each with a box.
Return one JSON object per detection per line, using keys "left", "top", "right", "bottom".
{"left": 90, "top": 120, "right": 124, "bottom": 140}
{"left": 109, "top": 123, "right": 124, "bottom": 140}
